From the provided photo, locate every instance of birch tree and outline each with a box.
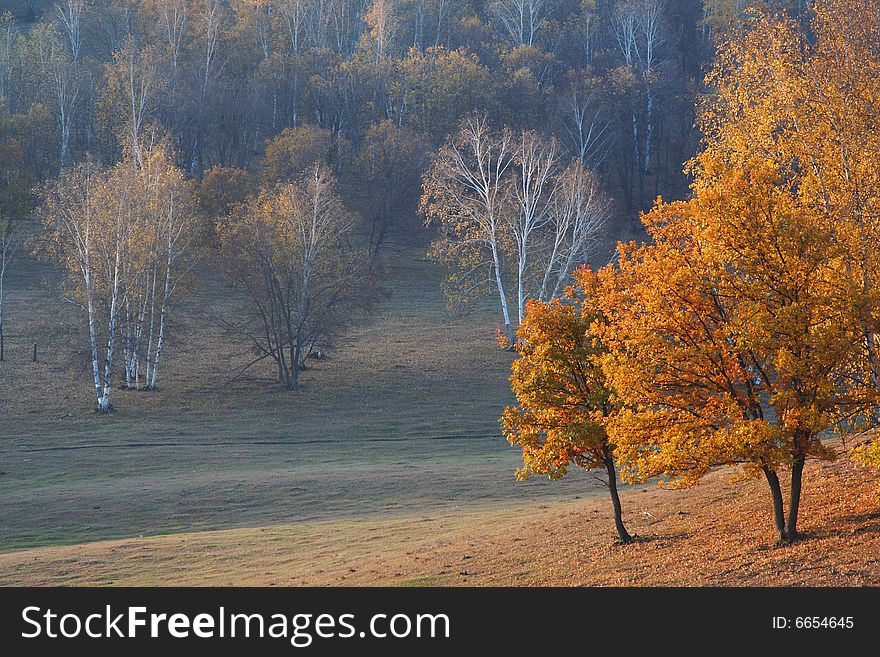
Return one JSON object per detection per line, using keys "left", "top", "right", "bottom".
{"left": 510, "top": 130, "right": 559, "bottom": 324}
{"left": 561, "top": 74, "right": 611, "bottom": 167}
{"left": 189, "top": 0, "right": 227, "bottom": 175}
{"left": 423, "top": 114, "right": 608, "bottom": 341}
{"left": 489, "top": 0, "right": 550, "bottom": 47}
{"left": 49, "top": 41, "right": 79, "bottom": 168}
{"left": 147, "top": 0, "right": 189, "bottom": 135}
{"left": 39, "top": 143, "right": 199, "bottom": 407}
{"left": 537, "top": 161, "right": 608, "bottom": 301}
{"left": 611, "top": 0, "right": 666, "bottom": 176}
{"left": 40, "top": 163, "right": 131, "bottom": 412}
{"left": 421, "top": 114, "right": 517, "bottom": 343}
{"left": 365, "top": 0, "right": 399, "bottom": 63}
{"left": 119, "top": 143, "right": 199, "bottom": 391}
{"left": 0, "top": 13, "right": 17, "bottom": 104}
{"left": 276, "top": 0, "right": 309, "bottom": 52}
{"left": 55, "top": 0, "right": 87, "bottom": 71}
{"left": 102, "top": 38, "right": 165, "bottom": 168}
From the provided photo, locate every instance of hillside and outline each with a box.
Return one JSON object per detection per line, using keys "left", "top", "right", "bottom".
{"left": 0, "top": 248, "right": 598, "bottom": 552}
{"left": 1, "top": 443, "right": 877, "bottom": 586}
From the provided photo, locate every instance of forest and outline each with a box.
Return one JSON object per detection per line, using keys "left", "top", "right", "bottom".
{"left": 0, "top": 0, "right": 811, "bottom": 399}
{"left": 1, "top": 0, "right": 880, "bottom": 587}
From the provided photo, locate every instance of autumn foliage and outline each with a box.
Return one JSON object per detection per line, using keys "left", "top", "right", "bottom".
{"left": 503, "top": 268, "right": 632, "bottom": 543}
{"left": 506, "top": 1, "right": 880, "bottom": 544}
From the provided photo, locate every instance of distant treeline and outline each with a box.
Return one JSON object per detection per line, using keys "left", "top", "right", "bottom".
{"left": 0, "top": 0, "right": 807, "bottom": 238}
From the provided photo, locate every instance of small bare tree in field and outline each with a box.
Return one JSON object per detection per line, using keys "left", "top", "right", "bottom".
{"left": 422, "top": 114, "right": 609, "bottom": 342}
{"left": 218, "top": 164, "right": 382, "bottom": 391}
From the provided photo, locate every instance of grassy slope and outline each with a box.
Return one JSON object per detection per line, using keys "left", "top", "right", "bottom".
{"left": 1, "top": 445, "right": 878, "bottom": 586}
{"left": 0, "top": 247, "right": 597, "bottom": 551}
{"left": 1, "top": 247, "right": 878, "bottom": 586}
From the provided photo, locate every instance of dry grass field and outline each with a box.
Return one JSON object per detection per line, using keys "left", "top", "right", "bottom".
{"left": 1, "top": 442, "right": 878, "bottom": 586}
{"left": 1, "top": 245, "right": 879, "bottom": 586}
{"left": 0, "top": 246, "right": 596, "bottom": 552}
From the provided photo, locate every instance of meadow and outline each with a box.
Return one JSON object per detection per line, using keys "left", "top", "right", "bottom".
{"left": 2, "top": 245, "right": 879, "bottom": 587}
{"left": 0, "top": 244, "right": 597, "bottom": 553}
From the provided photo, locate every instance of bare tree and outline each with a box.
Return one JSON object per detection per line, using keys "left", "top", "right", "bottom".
{"left": 421, "top": 114, "right": 517, "bottom": 343}
{"left": 489, "top": 0, "right": 550, "bottom": 47}
{"left": 612, "top": 0, "right": 666, "bottom": 175}
{"left": 218, "top": 165, "right": 380, "bottom": 390}
{"left": 55, "top": 0, "right": 87, "bottom": 70}
{"left": 49, "top": 43, "right": 79, "bottom": 168}
{"left": 424, "top": 115, "right": 611, "bottom": 340}
{"left": 510, "top": 130, "right": 560, "bottom": 323}
{"left": 277, "top": 0, "right": 310, "bottom": 52}
{"left": 562, "top": 81, "right": 611, "bottom": 167}
{"left": 104, "top": 38, "right": 164, "bottom": 168}
{"left": 537, "top": 161, "right": 609, "bottom": 300}
{"left": 356, "top": 119, "right": 429, "bottom": 256}
{"left": 154, "top": 0, "right": 189, "bottom": 82}
{"left": 189, "top": 0, "right": 227, "bottom": 175}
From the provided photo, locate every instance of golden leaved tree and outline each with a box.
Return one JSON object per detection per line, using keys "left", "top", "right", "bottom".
{"left": 598, "top": 2, "right": 880, "bottom": 542}
{"left": 39, "top": 142, "right": 199, "bottom": 410}
{"left": 503, "top": 268, "right": 633, "bottom": 544}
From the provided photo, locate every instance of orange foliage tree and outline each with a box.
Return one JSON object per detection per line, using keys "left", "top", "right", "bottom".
{"left": 597, "top": 2, "right": 880, "bottom": 542}
{"left": 502, "top": 268, "right": 633, "bottom": 544}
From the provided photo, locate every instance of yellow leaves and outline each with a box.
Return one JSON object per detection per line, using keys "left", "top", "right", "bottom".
{"left": 852, "top": 438, "right": 880, "bottom": 500}
{"left": 502, "top": 285, "right": 614, "bottom": 480}
{"left": 38, "top": 142, "right": 198, "bottom": 302}
{"left": 853, "top": 439, "right": 880, "bottom": 468}
{"left": 592, "top": 1, "right": 880, "bottom": 497}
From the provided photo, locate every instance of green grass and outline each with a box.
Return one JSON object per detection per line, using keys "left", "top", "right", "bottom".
{"left": 0, "top": 247, "right": 599, "bottom": 553}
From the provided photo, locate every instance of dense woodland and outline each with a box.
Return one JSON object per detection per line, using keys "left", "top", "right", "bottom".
{"left": 1, "top": 0, "right": 725, "bottom": 216}
{"left": 0, "top": 0, "right": 717, "bottom": 400}
{"left": 0, "top": 1, "right": 810, "bottom": 392}
{"left": 3, "top": 0, "right": 880, "bottom": 552}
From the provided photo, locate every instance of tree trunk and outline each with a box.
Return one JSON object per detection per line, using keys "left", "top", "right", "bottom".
{"left": 763, "top": 466, "right": 787, "bottom": 544}
{"left": 0, "top": 245, "right": 6, "bottom": 362}
{"left": 605, "top": 455, "right": 632, "bottom": 544}
{"left": 491, "top": 240, "right": 515, "bottom": 346}
{"left": 786, "top": 454, "right": 806, "bottom": 542}
{"left": 288, "top": 342, "right": 300, "bottom": 392}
